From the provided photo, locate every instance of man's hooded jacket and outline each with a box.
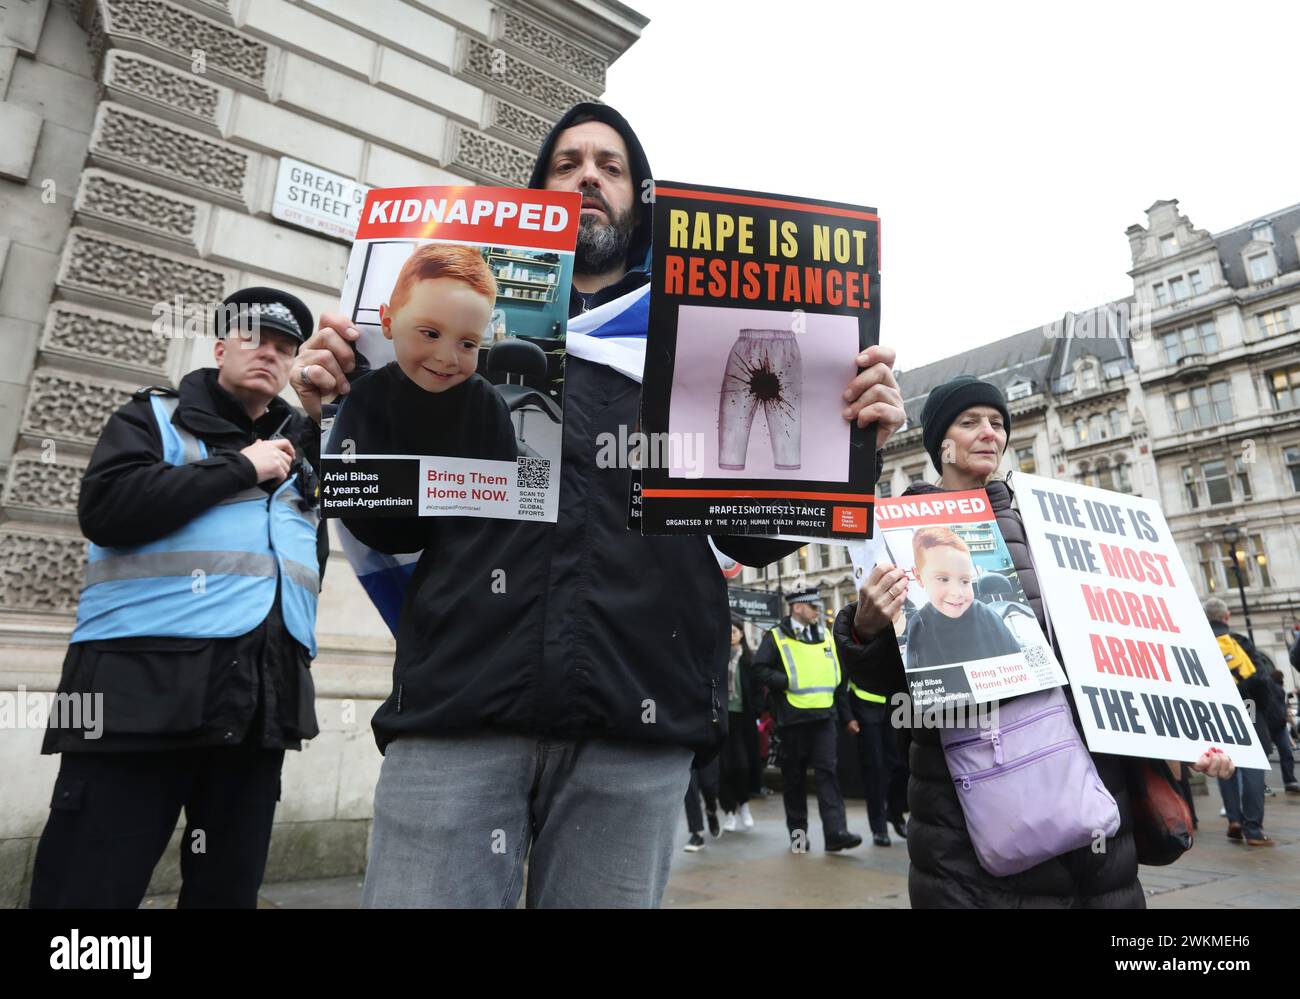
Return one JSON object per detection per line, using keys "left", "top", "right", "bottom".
{"left": 344, "top": 103, "right": 804, "bottom": 756}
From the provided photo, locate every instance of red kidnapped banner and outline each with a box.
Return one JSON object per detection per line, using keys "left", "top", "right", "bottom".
{"left": 354, "top": 185, "right": 580, "bottom": 250}
{"left": 873, "top": 488, "right": 994, "bottom": 527}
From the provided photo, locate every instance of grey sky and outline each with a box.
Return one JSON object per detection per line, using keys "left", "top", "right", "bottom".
{"left": 601, "top": 0, "right": 1300, "bottom": 374}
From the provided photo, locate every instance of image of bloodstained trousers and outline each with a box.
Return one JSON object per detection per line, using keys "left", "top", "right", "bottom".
{"left": 717, "top": 329, "right": 802, "bottom": 470}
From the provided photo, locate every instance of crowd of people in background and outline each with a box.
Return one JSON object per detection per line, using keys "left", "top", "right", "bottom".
{"left": 684, "top": 592, "right": 910, "bottom": 855}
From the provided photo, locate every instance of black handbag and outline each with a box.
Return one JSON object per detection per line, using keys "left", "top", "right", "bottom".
{"left": 1129, "top": 759, "right": 1194, "bottom": 866}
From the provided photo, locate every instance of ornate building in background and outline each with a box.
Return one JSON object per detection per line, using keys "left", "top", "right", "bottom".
{"left": 0, "top": 0, "right": 645, "bottom": 906}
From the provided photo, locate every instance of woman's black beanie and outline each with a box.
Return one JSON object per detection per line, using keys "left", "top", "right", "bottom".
{"left": 920, "top": 375, "right": 1011, "bottom": 473}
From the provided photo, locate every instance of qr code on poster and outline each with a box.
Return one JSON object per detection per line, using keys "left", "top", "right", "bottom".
{"left": 1024, "top": 645, "right": 1052, "bottom": 669}
{"left": 517, "top": 457, "right": 551, "bottom": 490}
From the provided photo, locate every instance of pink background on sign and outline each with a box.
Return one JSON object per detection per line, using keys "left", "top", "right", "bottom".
{"left": 666, "top": 305, "right": 857, "bottom": 481}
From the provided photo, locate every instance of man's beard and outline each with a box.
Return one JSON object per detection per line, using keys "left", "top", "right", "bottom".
{"left": 575, "top": 202, "right": 636, "bottom": 276}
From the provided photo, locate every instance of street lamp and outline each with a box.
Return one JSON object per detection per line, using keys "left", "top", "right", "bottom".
{"left": 1221, "top": 525, "right": 1255, "bottom": 645}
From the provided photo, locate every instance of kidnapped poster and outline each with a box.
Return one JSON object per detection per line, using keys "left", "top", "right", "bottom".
{"left": 638, "top": 181, "right": 880, "bottom": 538}
{"left": 319, "top": 185, "right": 579, "bottom": 522}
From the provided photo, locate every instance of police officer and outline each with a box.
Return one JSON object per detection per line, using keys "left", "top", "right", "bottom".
{"left": 837, "top": 663, "right": 900, "bottom": 847}
{"left": 751, "top": 586, "right": 862, "bottom": 853}
{"left": 30, "top": 287, "right": 324, "bottom": 908}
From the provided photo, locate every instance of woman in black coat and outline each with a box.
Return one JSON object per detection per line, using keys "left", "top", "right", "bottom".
{"left": 834, "top": 375, "right": 1234, "bottom": 908}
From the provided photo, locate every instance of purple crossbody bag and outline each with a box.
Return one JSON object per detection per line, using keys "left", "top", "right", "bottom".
{"left": 940, "top": 685, "right": 1120, "bottom": 877}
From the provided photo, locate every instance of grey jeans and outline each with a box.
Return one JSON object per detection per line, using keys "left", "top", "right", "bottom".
{"left": 361, "top": 732, "right": 693, "bottom": 908}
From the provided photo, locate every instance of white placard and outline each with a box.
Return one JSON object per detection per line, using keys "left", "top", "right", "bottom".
{"left": 271, "top": 157, "right": 369, "bottom": 241}
{"left": 1016, "top": 472, "right": 1269, "bottom": 768}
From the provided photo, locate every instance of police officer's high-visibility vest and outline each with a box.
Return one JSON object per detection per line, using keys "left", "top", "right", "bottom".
{"left": 772, "top": 624, "right": 841, "bottom": 710}
{"left": 848, "top": 681, "right": 886, "bottom": 704}
{"left": 71, "top": 394, "right": 320, "bottom": 655}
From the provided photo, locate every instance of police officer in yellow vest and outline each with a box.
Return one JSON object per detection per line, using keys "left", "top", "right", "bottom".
{"left": 30, "top": 287, "right": 324, "bottom": 908}
{"left": 837, "top": 658, "right": 902, "bottom": 847}
{"left": 751, "top": 586, "right": 862, "bottom": 852}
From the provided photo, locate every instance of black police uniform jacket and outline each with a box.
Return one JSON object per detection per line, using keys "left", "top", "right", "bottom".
{"left": 43, "top": 368, "right": 324, "bottom": 754}
{"left": 833, "top": 478, "right": 1146, "bottom": 908}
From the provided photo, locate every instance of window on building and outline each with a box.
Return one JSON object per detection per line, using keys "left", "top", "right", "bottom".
{"left": 1198, "top": 320, "right": 1220, "bottom": 355}
{"left": 1182, "top": 465, "right": 1200, "bottom": 509}
{"left": 1089, "top": 413, "right": 1106, "bottom": 440}
{"left": 1171, "top": 382, "right": 1232, "bottom": 431}
{"left": 1168, "top": 275, "right": 1187, "bottom": 301}
{"left": 1015, "top": 445, "right": 1036, "bottom": 473}
{"left": 1160, "top": 235, "right": 1177, "bottom": 257}
{"left": 1202, "top": 459, "right": 1231, "bottom": 504}
{"left": 1250, "top": 534, "right": 1273, "bottom": 587}
{"left": 1160, "top": 330, "right": 1181, "bottom": 364}
{"left": 1161, "top": 320, "right": 1218, "bottom": 365}
{"left": 1257, "top": 307, "right": 1293, "bottom": 337}
{"left": 878, "top": 480, "right": 892, "bottom": 498}
{"left": 1109, "top": 409, "right": 1124, "bottom": 436}
{"left": 906, "top": 465, "right": 926, "bottom": 485}
{"left": 1006, "top": 380, "right": 1033, "bottom": 401}
{"left": 1196, "top": 540, "right": 1227, "bottom": 592}
{"left": 1234, "top": 455, "right": 1253, "bottom": 500}
{"left": 1248, "top": 252, "right": 1276, "bottom": 282}
{"left": 1188, "top": 269, "right": 1204, "bottom": 295}
{"left": 1115, "top": 459, "right": 1131, "bottom": 493}
{"left": 1210, "top": 380, "right": 1232, "bottom": 421}
{"left": 1251, "top": 221, "right": 1275, "bottom": 243}
{"left": 1206, "top": 377, "right": 1227, "bottom": 418}
{"left": 1213, "top": 534, "right": 1272, "bottom": 589}
{"left": 1269, "top": 365, "right": 1300, "bottom": 410}
{"left": 1153, "top": 282, "right": 1168, "bottom": 305}
{"left": 1104, "top": 361, "right": 1123, "bottom": 380}
{"left": 1075, "top": 461, "right": 1091, "bottom": 486}
{"left": 1285, "top": 447, "right": 1300, "bottom": 492}
{"left": 1096, "top": 458, "right": 1115, "bottom": 491}
{"left": 1073, "top": 417, "right": 1087, "bottom": 445}
{"left": 808, "top": 545, "right": 822, "bottom": 571}
{"left": 1081, "top": 363, "right": 1099, "bottom": 390}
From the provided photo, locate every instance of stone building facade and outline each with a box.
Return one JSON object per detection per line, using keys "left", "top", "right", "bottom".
{"left": 1127, "top": 200, "right": 1300, "bottom": 675}
{"left": 740, "top": 202, "right": 1300, "bottom": 679}
{"left": 0, "top": 0, "right": 645, "bottom": 906}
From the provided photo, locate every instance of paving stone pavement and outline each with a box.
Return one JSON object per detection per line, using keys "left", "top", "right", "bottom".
{"left": 140, "top": 760, "right": 1300, "bottom": 909}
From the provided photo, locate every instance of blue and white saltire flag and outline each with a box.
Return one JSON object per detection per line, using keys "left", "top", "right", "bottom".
{"left": 564, "top": 282, "right": 649, "bottom": 383}
{"left": 339, "top": 283, "right": 651, "bottom": 635}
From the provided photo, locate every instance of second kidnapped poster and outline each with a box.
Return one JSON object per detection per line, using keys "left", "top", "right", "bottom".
{"left": 849, "top": 489, "right": 1067, "bottom": 709}
{"left": 637, "top": 182, "right": 881, "bottom": 539}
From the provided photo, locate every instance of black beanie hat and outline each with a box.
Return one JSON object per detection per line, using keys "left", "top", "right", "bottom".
{"left": 920, "top": 375, "right": 1011, "bottom": 473}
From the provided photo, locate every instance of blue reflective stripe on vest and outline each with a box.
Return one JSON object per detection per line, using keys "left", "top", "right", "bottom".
{"left": 71, "top": 396, "right": 319, "bottom": 655}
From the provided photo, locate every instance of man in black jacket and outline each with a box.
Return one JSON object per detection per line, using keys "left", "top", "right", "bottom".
{"left": 1206, "top": 597, "right": 1276, "bottom": 845}
{"left": 30, "top": 288, "right": 323, "bottom": 908}
{"left": 293, "top": 103, "right": 904, "bottom": 907}
{"left": 751, "top": 587, "right": 862, "bottom": 852}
